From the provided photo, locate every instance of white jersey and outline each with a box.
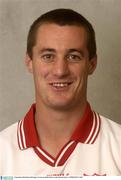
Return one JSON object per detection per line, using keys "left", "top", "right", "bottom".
{"left": 0, "top": 103, "right": 121, "bottom": 176}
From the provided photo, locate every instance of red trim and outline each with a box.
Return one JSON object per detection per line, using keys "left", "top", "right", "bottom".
{"left": 85, "top": 112, "right": 101, "bottom": 144}
{"left": 91, "top": 113, "right": 101, "bottom": 144}
{"left": 34, "top": 141, "right": 78, "bottom": 167}
{"left": 18, "top": 119, "right": 25, "bottom": 149}
{"left": 37, "top": 145, "right": 55, "bottom": 161}
{"left": 34, "top": 147, "right": 54, "bottom": 166}
{"left": 17, "top": 102, "right": 101, "bottom": 167}
{"left": 17, "top": 121, "right": 21, "bottom": 149}
{"left": 24, "top": 104, "right": 40, "bottom": 147}
{"left": 89, "top": 112, "right": 98, "bottom": 144}
{"left": 70, "top": 103, "right": 93, "bottom": 143}
{"left": 86, "top": 112, "right": 97, "bottom": 144}
{"left": 56, "top": 141, "right": 78, "bottom": 166}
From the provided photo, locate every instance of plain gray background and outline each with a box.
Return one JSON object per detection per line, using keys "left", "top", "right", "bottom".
{"left": 0, "top": 0, "right": 121, "bottom": 131}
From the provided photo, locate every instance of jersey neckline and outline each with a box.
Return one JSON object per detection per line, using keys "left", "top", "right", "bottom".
{"left": 17, "top": 102, "right": 101, "bottom": 166}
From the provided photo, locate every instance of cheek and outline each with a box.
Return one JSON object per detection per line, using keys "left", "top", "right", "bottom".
{"left": 72, "top": 65, "right": 86, "bottom": 78}
{"left": 39, "top": 67, "right": 49, "bottom": 78}
{"left": 73, "top": 65, "right": 89, "bottom": 87}
{"left": 33, "top": 63, "right": 50, "bottom": 78}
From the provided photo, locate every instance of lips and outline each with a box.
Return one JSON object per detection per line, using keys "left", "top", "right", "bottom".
{"left": 49, "top": 82, "right": 73, "bottom": 88}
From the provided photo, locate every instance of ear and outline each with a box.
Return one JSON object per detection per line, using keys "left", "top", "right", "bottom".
{"left": 88, "top": 55, "right": 97, "bottom": 75}
{"left": 25, "top": 53, "right": 33, "bottom": 73}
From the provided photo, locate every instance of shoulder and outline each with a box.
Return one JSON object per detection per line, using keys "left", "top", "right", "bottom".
{"left": 0, "top": 122, "right": 18, "bottom": 136}
{"left": 100, "top": 115, "right": 121, "bottom": 135}
{"left": 99, "top": 115, "right": 121, "bottom": 147}
{"left": 0, "top": 122, "right": 18, "bottom": 149}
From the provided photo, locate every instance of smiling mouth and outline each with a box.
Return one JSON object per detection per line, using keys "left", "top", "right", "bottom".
{"left": 49, "top": 82, "right": 72, "bottom": 88}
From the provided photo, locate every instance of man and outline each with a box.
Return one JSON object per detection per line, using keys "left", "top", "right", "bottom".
{"left": 0, "top": 8, "right": 121, "bottom": 176}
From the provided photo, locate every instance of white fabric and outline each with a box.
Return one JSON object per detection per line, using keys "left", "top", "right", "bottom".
{"left": 0, "top": 115, "right": 121, "bottom": 176}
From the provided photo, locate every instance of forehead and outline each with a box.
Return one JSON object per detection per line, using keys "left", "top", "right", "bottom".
{"left": 35, "top": 23, "right": 88, "bottom": 48}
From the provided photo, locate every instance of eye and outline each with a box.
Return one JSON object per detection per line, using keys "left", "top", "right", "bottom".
{"left": 41, "top": 54, "right": 55, "bottom": 62}
{"left": 67, "top": 54, "right": 82, "bottom": 62}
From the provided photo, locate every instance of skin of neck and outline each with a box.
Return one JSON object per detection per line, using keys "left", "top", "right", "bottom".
{"left": 35, "top": 95, "right": 87, "bottom": 157}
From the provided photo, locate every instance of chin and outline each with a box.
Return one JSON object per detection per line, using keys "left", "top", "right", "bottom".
{"left": 47, "top": 100, "right": 75, "bottom": 111}
{"left": 50, "top": 105, "right": 71, "bottom": 111}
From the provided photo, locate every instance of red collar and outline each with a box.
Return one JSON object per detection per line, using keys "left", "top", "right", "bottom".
{"left": 17, "top": 103, "right": 101, "bottom": 150}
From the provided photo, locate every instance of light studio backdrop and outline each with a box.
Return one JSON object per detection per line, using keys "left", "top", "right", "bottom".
{"left": 0, "top": 0, "right": 121, "bottom": 131}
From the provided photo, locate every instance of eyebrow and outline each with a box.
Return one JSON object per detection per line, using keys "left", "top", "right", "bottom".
{"left": 39, "top": 48, "right": 56, "bottom": 53}
{"left": 39, "top": 48, "right": 84, "bottom": 56}
{"left": 67, "top": 49, "right": 84, "bottom": 56}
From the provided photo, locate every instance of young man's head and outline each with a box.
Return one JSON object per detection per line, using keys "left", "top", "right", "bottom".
{"left": 27, "top": 8, "right": 96, "bottom": 60}
{"left": 26, "top": 9, "right": 97, "bottom": 111}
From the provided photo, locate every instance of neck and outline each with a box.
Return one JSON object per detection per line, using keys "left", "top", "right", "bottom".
{"left": 35, "top": 100, "right": 87, "bottom": 157}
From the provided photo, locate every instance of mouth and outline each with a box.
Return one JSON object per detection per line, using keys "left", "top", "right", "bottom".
{"left": 49, "top": 82, "right": 73, "bottom": 88}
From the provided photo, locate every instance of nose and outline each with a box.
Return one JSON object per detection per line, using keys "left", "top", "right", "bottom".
{"left": 52, "top": 58, "right": 70, "bottom": 77}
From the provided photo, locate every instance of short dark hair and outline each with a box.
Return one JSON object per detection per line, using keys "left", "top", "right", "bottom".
{"left": 27, "top": 8, "right": 96, "bottom": 60}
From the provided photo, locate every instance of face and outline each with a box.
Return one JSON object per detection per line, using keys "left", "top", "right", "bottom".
{"left": 26, "top": 23, "right": 97, "bottom": 111}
